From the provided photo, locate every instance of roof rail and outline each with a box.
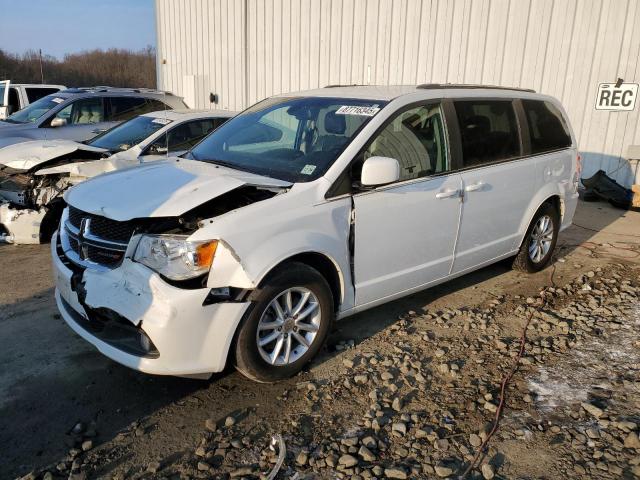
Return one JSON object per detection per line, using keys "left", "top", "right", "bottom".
{"left": 417, "top": 83, "right": 536, "bottom": 93}
{"left": 324, "top": 84, "right": 363, "bottom": 88}
{"left": 66, "top": 86, "right": 174, "bottom": 95}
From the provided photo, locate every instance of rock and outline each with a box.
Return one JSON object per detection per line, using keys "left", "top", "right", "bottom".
{"left": 354, "top": 374, "right": 369, "bottom": 384}
{"left": 71, "top": 423, "right": 84, "bottom": 435}
{"left": 392, "top": 397, "right": 403, "bottom": 412}
{"left": 195, "top": 446, "right": 206, "bottom": 457}
{"left": 392, "top": 422, "right": 407, "bottom": 436}
{"left": 481, "top": 463, "right": 495, "bottom": 479}
{"left": 147, "top": 462, "right": 161, "bottom": 473}
{"left": 230, "top": 467, "right": 254, "bottom": 477}
{"left": 469, "top": 433, "right": 482, "bottom": 447}
{"left": 361, "top": 435, "right": 377, "bottom": 449}
{"left": 624, "top": 432, "right": 640, "bottom": 449}
{"left": 81, "top": 440, "right": 93, "bottom": 451}
{"left": 197, "top": 461, "right": 210, "bottom": 471}
{"left": 225, "top": 416, "right": 236, "bottom": 427}
{"left": 358, "top": 445, "right": 377, "bottom": 462}
{"left": 343, "top": 358, "right": 355, "bottom": 368}
{"left": 339, "top": 454, "right": 358, "bottom": 467}
{"left": 435, "top": 464, "right": 454, "bottom": 477}
{"left": 205, "top": 418, "right": 217, "bottom": 432}
{"left": 385, "top": 466, "right": 408, "bottom": 479}
{"left": 581, "top": 402, "right": 604, "bottom": 418}
{"left": 296, "top": 450, "right": 308, "bottom": 466}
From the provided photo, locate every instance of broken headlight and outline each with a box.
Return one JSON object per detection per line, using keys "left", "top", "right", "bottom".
{"left": 133, "top": 235, "right": 218, "bottom": 281}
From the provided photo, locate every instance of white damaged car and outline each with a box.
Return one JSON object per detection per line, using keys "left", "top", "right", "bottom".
{"left": 52, "top": 85, "right": 579, "bottom": 381}
{"left": 0, "top": 109, "right": 234, "bottom": 243}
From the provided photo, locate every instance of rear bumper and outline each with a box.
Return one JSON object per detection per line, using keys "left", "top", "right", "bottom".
{"left": 52, "top": 231, "right": 251, "bottom": 376}
{"left": 560, "top": 191, "right": 580, "bottom": 231}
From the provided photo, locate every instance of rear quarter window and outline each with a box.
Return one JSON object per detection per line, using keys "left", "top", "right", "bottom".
{"left": 522, "top": 100, "right": 572, "bottom": 154}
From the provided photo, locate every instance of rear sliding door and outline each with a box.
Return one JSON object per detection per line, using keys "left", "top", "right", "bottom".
{"left": 450, "top": 99, "right": 535, "bottom": 274}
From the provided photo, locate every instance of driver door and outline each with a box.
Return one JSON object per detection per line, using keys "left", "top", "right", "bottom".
{"left": 352, "top": 102, "right": 463, "bottom": 307}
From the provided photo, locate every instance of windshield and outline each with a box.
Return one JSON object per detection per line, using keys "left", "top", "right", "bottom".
{"left": 188, "top": 96, "right": 386, "bottom": 182}
{"left": 5, "top": 94, "right": 65, "bottom": 124}
{"left": 89, "top": 115, "right": 171, "bottom": 152}
{"left": 0, "top": 83, "right": 6, "bottom": 105}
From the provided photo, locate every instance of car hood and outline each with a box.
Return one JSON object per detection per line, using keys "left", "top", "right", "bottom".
{"left": 65, "top": 158, "right": 292, "bottom": 221}
{"left": 0, "top": 139, "right": 107, "bottom": 170}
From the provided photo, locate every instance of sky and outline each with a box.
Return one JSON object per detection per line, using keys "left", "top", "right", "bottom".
{"left": 0, "top": 0, "right": 156, "bottom": 58}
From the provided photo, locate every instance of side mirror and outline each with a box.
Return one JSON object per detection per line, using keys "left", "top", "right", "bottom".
{"left": 50, "top": 117, "right": 67, "bottom": 128}
{"left": 361, "top": 156, "right": 400, "bottom": 187}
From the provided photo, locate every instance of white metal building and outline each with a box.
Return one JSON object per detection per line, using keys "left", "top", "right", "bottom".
{"left": 155, "top": 0, "right": 640, "bottom": 187}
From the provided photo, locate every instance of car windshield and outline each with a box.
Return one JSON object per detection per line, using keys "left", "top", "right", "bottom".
{"left": 0, "top": 83, "right": 6, "bottom": 105}
{"left": 4, "top": 94, "right": 66, "bottom": 124}
{"left": 188, "top": 96, "right": 386, "bottom": 182}
{"left": 88, "top": 115, "right": 171, "bottom": 152}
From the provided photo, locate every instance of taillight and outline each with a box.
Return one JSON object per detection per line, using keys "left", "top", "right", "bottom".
{"left": 576, "top": 152, "right": 582, "bottom": 177}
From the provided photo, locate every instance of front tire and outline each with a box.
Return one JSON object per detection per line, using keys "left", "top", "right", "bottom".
{"left": 233, "top": 262, "right": 334, "bottom": 382}
{"left": 512, "top": 202, "right": 559, "bottom": 273}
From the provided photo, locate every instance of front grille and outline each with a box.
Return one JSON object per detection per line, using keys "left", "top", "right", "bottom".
{"left": 68, "top": 206, "right": 138, "bottom": 243}
{"left": 63, "top": 207, "right": 137, "bottom": 269}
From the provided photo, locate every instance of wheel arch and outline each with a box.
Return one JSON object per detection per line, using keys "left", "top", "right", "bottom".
{"left": 256, "top": 251, "right": 344, "bottom": 313}
{"left": 517, "top": 193, "right": 561, "bottom": 249}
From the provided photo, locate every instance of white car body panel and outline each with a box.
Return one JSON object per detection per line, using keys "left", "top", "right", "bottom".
{"left": 65, "top": 159, "right": 290, "bottom": 221}
{"left": 0, "top": 139, "right": 107, "bottom": 170}
{"left": 352, "top": 174, "right": 463, "bottom": 306}
{"left": 452, "top": 158, "right": 537, "bottom": 273}
{"left": 52, "top": 86, "right": 579, "bottom": 377}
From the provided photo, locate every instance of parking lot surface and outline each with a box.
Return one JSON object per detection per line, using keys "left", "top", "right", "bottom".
{"left": 2, "top": 200, "right": 639, "bottom": 479}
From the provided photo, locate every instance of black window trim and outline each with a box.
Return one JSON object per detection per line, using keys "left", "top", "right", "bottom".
{"left": 324, "top": 95, "right": 576, "bottom": 200}
{"left": 325, "top": 98, "right": 453, "bottom": 199}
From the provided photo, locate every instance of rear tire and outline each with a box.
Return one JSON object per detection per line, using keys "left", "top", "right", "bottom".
{"left": 512, "top": 202, "right": 559, "bottom": 273}
{"left": 233, "top": 262, "right": 334, "bottom": 383}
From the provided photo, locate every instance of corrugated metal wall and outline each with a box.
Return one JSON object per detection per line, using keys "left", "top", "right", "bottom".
{"left": 156, "top": 0, "right": 640, "bottom": 186}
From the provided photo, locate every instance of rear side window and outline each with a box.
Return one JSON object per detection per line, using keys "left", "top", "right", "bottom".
{"left": 454, "top": 100, "right": 520, "bottom": 167}
{"left": 522, "top": 100, "right": 572, "bottom": 154}
{"left": 25, "top": 87, "right": 61, "bottom": 103}
{"left": 153, "top": 118, "right": 226, "bottom": 152}
{"left": 107, "top": 97, "right": 170, "bottom": 122}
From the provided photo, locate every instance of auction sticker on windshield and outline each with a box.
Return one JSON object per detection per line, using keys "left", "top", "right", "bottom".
{"left": 336, "top": 105, "right": 380, "bottom": 116}
{"left": 301, "top": 164, "right": 316, "bottom": 175}
{"left": 51, "top": 97, "right": 64, "bottom": 104}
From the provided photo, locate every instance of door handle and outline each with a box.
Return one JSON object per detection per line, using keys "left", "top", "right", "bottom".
{"left": 464, "top": 181, "right": 486, "bottom": 192}
{"left": 435, "top": 188, "right": 461, "bottom": 199}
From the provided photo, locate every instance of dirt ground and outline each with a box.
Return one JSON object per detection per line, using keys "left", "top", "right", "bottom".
{"left": 1, "top": 199, "right": 639, "bottom": 480}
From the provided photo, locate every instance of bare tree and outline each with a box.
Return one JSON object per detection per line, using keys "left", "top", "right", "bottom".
{"left": 0, "top": 47, "right": 156, "bottom": 88}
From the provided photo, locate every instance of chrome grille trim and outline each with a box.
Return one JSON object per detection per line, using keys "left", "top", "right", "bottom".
{"left": 60, "top": 207, "right": 132, "bottom": 271}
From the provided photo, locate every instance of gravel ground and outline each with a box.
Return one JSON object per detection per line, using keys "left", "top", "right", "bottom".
{"left": 1, "top": 199, "right": 639, "bottom": 480}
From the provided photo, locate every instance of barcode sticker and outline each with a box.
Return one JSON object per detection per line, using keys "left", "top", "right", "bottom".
{"left": 335, "top": 105, "right": 381, "bottom": 116}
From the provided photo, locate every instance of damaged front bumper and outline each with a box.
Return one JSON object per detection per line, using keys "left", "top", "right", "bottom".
{"left": 51, "top": 231, "right": 251, "bottom": 376}
{"left": 0, "top": 202, "right": 46, "bottom": 244}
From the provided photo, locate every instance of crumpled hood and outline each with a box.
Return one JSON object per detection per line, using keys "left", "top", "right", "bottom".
{"left": 65, "top": 158, "right": 291, "bottom": 221}
{"left": 0, "top": 139, "right": 107, "bottom": 170}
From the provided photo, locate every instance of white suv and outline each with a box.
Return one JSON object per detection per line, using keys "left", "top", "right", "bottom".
{"left": 52, "top": 85, "right": 579, "bottom": 381}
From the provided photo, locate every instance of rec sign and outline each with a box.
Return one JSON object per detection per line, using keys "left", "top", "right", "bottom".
{"left": 595, "top": 83, "right": 638, "bottom": 111}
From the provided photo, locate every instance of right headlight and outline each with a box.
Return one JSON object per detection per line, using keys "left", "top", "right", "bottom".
{"left": 133, "top": 234, "right": 218, "bottom": 281}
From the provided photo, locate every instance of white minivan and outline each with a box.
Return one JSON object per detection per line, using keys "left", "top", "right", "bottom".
{"left": 52, "top": 85, "right": 579, "bottom": 381}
